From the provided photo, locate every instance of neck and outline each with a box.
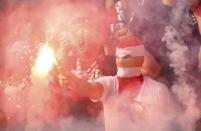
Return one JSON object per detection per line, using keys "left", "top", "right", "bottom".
{"left": 117, "top": 75, "right": 143, "bottom": 82}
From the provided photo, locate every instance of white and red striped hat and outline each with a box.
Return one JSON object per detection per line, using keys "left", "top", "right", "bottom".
{"left": 116, "top": 35, "right": 145, "bottom": 77}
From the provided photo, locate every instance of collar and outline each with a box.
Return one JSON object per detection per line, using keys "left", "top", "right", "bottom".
{"left": 117, "top": 75, "right": 143, "bottom": 94}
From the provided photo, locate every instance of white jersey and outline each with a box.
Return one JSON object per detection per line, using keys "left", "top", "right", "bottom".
{"left": 95, "top": 76, "right": 174, "bottom": 131}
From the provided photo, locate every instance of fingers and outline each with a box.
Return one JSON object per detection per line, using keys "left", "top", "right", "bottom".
{"left": 58, "top": 73, "right": 72, "bottom": 87}
{"left": 58, "top": 71, "right": 78, "bottom": 86}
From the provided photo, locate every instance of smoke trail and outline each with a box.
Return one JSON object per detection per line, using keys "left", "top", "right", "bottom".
{"left": 162, "top": 0, "right": 201, "bottom": 130}
{"left": 118, "top": 0, "right": 201, "bottom": 130}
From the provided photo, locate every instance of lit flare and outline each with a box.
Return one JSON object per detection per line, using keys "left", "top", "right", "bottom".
{"left": 33, "top": 44, "right": 56, "bottom": 76}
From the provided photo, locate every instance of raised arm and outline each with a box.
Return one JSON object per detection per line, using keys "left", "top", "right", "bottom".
{"left": 59, "top": 73, "right": 104, "bottom": 101}
{"left": 141, "top": 49, "right": 161, "bottom": 78}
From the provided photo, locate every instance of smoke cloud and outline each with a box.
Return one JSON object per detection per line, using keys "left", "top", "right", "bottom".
{"left": 0, "top": 0, "right": 201, "bottom": 131}
{"left": 162, "top": 0, "right": 201, "bottom": 131}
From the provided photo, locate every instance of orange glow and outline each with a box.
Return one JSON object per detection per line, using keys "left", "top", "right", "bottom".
{"left": 33, "top": 44, "right": 56, "bottom": 76}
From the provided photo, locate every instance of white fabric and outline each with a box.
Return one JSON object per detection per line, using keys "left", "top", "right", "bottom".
{"left": 92, "top": 76, "right": 118, "bottom": 102}
{"left": 95, "top": 76, "right": 173, "bottom": 131}
{"left": 116, "top": 45, "right": 145, "bottom": 57}
{"left": 116, "top": 67, "right": 141, "bottom": 77}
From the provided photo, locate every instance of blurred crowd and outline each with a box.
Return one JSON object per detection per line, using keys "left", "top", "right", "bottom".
{"left": 0, "top": 0, "right": 200, "bottom": 131}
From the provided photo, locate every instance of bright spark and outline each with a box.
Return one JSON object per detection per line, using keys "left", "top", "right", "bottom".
{"left": 33, "top": 44, "right": 56, "bottom": 76}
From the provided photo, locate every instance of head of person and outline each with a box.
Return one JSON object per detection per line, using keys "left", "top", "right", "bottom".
{"left": 71, "top": 17, "right": 108, "bottom": 59}
{"left": 116, "top": 35, "right": 145, "bottom": 77}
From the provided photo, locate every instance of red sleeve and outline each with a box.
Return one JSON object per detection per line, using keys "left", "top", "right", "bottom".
{"left": 194, "top": 5, "right": 201, "bottom": 16}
